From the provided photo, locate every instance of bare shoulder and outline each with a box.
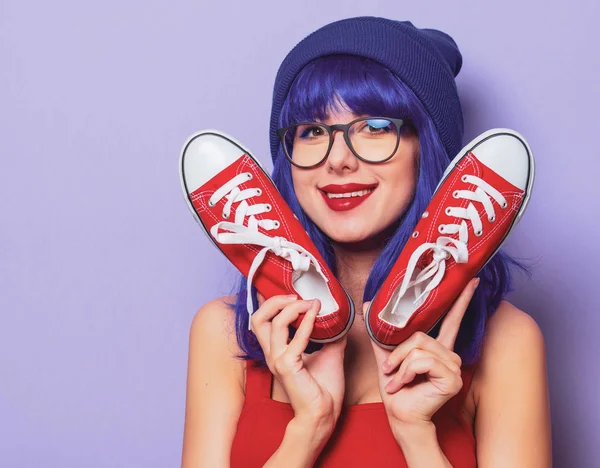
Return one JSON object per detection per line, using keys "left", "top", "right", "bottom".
{"left": 182, "top": 294, "right": 247, "bottom": 467}
{"left": 189, "top": 294, "right": 246, "bottom": 378}
{"left": 470, "top": 300, "right": 551, "bottom": 467}
{"left": 483, "top": 300, "right": 544, "bottom": 353}
{"left": 486, "top": 300, "right": 543, "bottom": 340}
{"left": 473, "top": 300, "right": 546, "bottom": 402}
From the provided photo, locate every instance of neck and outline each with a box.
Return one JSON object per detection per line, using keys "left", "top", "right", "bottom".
{"left": 335, "top": 245, "right": 379, "bottom": 284}
{"left": 332, "top": 224, "right": 396, "bottom": 304}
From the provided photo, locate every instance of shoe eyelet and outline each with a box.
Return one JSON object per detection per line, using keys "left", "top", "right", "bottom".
{"left": 501, "top": 201, "right": 508, "bottom": 209}
{"left": 222, "top": 212, "right": 229, "bottom": 219}
{"left": 256, "top": 188, "right": 262, "bottom": 196}
{"left": 474, "top": 229, "right": 483, "bottom": 237}
{"left": 438, "top": 225, "right": 445, "bottom": 234}
{"left": 412, "top": 231, "right": 419, "bottom": 238}
{"left": 246, "top": 172, "right": 253, "bottom": 180}
{"left": 445, "top": 207, "right": 452, "bottom": 216}
{"left": 265, "top": 204, "right": 272, "bottom": 212}
{"left": 422, "top": 211, "right": 429, "bottom": 218}
{"left": 489, "top": 215, "right": 496, "bottom": 222}
{"left": 208, "top": 200, "right": 215, "bottom": 208}
{"left": 453, "top": 190, "right": 460, "bottom": 198}
{"left": 461, "top": 175, "right": 469, "bottom": 183}
{"left": 273, "top": 220, "right": 280, "bottom": 229}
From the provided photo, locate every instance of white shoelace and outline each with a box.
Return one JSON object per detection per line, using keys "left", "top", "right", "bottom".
{"left": 208, "top": 172, "right": 328, "bottom": 329}
{"left": 391, "top": 174, "right": 507, "bottom": 314}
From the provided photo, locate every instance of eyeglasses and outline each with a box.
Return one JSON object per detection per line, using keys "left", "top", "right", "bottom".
{"left": 277, "top": 116, "right": 409, "bottom": 169}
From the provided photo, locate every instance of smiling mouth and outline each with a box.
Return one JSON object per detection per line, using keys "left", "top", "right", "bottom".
{"left": 323, "top": 188, "right": 376, "bottom": 199}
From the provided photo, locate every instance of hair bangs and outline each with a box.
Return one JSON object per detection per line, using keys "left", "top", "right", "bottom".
{"left": 281, "top": 55, "right": 418, "bottom": 127}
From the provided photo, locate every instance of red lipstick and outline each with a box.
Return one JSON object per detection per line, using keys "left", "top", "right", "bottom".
{"left": 319, "top": 183, "right": 377, "bottom": 212}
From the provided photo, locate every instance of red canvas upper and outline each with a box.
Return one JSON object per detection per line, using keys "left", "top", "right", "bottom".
{"left": 188, "top": 153, "right": 352, "bottom": 341}
{"left": 368, "top": 151, "right": 525, "bottom": 346}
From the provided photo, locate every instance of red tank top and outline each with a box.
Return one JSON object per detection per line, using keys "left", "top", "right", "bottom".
{"left": 230, "top": 360, "right": 477, "bottom": 467}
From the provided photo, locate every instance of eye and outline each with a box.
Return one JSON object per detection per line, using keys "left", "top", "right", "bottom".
{"left": 363, "top": 118, "right": 393, "bottom": 134}
{"left": 298, "top": 125, "right": 326, "bottom": 139}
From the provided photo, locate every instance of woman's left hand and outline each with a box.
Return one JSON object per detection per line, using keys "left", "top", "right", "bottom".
{"left": 367, "top": 277, "right": 480, "bottom": 431}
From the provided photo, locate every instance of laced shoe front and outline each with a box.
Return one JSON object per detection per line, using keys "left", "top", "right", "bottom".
{"left": 180, "top": 130, "right": 354, "bottom": 343}
{"left": 365, "top": 129, "right": 535, "bottom": 348}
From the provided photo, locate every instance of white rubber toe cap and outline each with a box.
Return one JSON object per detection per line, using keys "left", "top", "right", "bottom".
{"left": 471, "top": 130, "right": 532, "bottom": 191}
{"left": 181, "top": 131, "right": 245, "bottom": 192}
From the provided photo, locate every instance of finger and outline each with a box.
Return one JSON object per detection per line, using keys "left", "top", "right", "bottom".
{"left": 399, "top": 356, "right": 452, "bottom": 387}
{"left": 387, "top": 356, "right": 462, "bottom": 394}
{"left": 437, "top": 277, "right": 480, "bottom": 349}
{"left": 381, "top": 331, "right": 462, "bottom": 375}
{"left": 365, "top": 302, "right": 394, "bottom": 368}
{"left": 270, "top": 300, "right": 314, "bottom": 357}
{"left": 384, "top": 348, "right": 460, "bottom": 393}
{"left": 251, "top": 295, "right": 298, "bottom": 354}
{"left": 401, "top": 348, "right": 461, "bottom": 377}
{"left": 370, "top": 337, "right": 392, "bottom": 368}
{"left": 251, "top": 294, "right": 298, "bottom": 326}
{"left": 326, "top": 333, "right": 348, "bottom": 352}
{"left": 370, "top": 339, "right": 395, "bottom": 391}
{"left": 286, "top": 299, "right": 321, "bottom": 356}
{"left": 404, "top": 357, "right": 463, "bottom": 392}
{"left": 257, "top": 291, "right": 266, "bottom": 307}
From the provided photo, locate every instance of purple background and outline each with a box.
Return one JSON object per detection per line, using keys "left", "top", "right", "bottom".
{"left": 1, "top": 1, "right": 598, "bottom": 466}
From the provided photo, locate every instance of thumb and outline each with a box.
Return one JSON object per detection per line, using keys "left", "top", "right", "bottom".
{"left": 363, "top": 300, "right": 390, "bottom": 366}
{"left": 370, "top": 339, "right": 394, "bottom": 393}
{"left": 363, "top": 300, "right": 391, "bottom": 367}
{"left": 370, "top": 338, "right": 391, "bottom": 370}
{"left": 256, "top": 291, "right": 265, "bottom": 307}
{"left": 322, "top": 334, "right": 348, "bottom": 356}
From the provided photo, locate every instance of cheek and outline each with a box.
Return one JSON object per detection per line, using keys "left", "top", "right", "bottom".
{"left": 290, "top": 170, "right": 313, "bottom": 205}
{"left": 384, "top": 157, "right": 419, "bottom": 210}
{"left": 388, "top": 150, "right": 418, "bottom": 185}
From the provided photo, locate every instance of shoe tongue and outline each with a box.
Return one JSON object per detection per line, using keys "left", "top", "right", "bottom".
{"left": 418, "top": 251, "right": 434, "bottom": 269}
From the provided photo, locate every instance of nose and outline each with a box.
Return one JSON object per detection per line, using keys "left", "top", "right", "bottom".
{"left": 326, "top": 130, "right": 359, "bottom": 173}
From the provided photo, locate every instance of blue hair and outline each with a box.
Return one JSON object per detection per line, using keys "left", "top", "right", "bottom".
{"left": 229, "top": 55, "right": 529, "bottom": 366}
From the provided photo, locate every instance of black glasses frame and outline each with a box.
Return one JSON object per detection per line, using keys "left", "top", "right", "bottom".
{"left": 276, "top": 116, "right": 407, "bottom": 169}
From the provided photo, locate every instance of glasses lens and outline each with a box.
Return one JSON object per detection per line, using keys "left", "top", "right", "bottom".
{"left": 349, "top": 118, "right": 400, "bottom": 162}
{"left": 283, "top": 123, "right": 329, "bottom": 167}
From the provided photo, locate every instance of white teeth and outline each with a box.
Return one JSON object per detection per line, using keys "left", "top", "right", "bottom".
{"left": 326, "top": 188, "right": 374, "bottom": 199}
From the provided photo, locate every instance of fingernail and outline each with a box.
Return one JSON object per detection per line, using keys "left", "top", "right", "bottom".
{"left": 382, "top": 360, "right": 392, "bottom": 371}
{"left": 472, "top": 278, "right": 481, "bottom": 291}
{"left": 285, "top": 295, "right": 297, "bottom": 300}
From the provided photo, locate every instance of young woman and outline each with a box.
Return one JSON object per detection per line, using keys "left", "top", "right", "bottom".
{"left": 181, "top": 17, "right": 551, "bottom": 468}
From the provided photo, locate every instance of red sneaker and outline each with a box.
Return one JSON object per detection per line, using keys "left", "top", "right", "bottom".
{"left": 180, "top": 130, "right": 355, "bottom": 343}
{"left": 365, "top": 129, "right": 535, "bottom": 348}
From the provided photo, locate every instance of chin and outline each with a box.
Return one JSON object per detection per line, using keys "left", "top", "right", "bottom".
{"left": 320, "top": 221, "right": 382, "bottom": 245}
{"left": 321, "top": 215, "right": 403, "bottom": 247}
{"left": 327, "top": 231, "right": 371, "bottom": 244}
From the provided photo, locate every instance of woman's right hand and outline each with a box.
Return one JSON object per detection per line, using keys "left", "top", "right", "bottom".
{"left": 251, "top": 293, "right": 348, "bottom": 431}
